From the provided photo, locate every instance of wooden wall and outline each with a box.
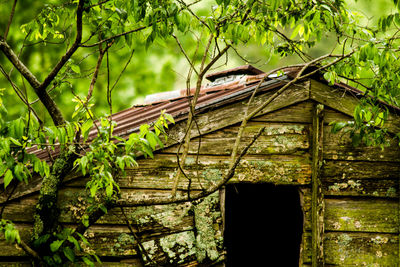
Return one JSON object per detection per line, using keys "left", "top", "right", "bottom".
{"left": 320, "top": 107, "right": 400, "bottom": 266}
{"left": 0, "top": 98, "right": 399, "bottom": 266}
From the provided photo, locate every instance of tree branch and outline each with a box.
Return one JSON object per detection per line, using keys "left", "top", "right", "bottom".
{"left": 39, "top": 0, "right": 84, "bottom": 91}
{"left": 0, "top": 0, "right": 85, "bottom": 126}
{"left": 3, "top": 0, "right": 18, "bottom": 40}
{"left": 86, "top": 43, "right": 112, "bottom": 102}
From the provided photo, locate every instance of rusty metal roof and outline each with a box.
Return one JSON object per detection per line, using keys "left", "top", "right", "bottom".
{"left": 205, "top": 64, "right": 264, "bottom": 82}
{"left": 29, "top": 64, "right": 398, "bottom": 161}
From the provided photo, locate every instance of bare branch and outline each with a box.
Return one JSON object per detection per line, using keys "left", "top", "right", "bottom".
{"left": 172, "top": 34, "right": 199, "bottom": 76}
{"left": 86, "top": 43, "right": 112, "bottom": 102}
{"left": 171, "top": 39, "right": 230, "bottom": 197}
{"left": 3, "top": 0, "right": 17, "bottom": 40}
{"left": 0, "top": 64, "right": 43, "bottom": 124}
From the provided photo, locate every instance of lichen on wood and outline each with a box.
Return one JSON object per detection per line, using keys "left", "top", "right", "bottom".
{"left": 141, "top": 231, "right": 197, "bottom": 265}
{"left": 193, "top": 192, "right": 223, "bottom": 263}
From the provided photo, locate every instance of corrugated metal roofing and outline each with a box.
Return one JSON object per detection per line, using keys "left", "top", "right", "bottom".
{"left": 28, "top": 65, "right": 398, "bottom": 160}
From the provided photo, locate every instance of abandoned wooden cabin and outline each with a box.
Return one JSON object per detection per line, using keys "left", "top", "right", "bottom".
{"left": 1, "top": 65, "right": 400, "bottom": 266}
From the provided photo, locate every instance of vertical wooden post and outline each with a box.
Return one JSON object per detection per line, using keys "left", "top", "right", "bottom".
{"left": 312, "top": 103, "right": 324, "bottom": 266}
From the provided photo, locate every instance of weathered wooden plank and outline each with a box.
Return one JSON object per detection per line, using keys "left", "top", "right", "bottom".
{"left": 301, "top": 231, "right": 312, "bottom": 264}
{"left": 322, "top": 160, "right": 400, "bottom": 197}
{"left": 324, "top": 198, "right": 399, "bottom": 233}
{"left": 3, "top": 152, "right": 312, "bottom": 205}
{"left": 1, "top": 188, "right": 195, "bottom": 232}
{"left": 324, "top": 232, "right": 398, "bottom": 266}
{"left": 323, "top": 107, "right": 352, "bottom": 124}
{"left": 253, "top": 101, "right": 352, "bottom": 125}
{"left": 322, "top": 160, "right": 400, "bottom": 180}
{"left": 323, "top": 178, "right": 398, "bottom": 198}
{"left": 0, "top": 224, "right": 199, "bottom": 263}
{"left": 310, "top": 79, "right": 400, "bottom": 133}
{"left": 0, "top": 259, "right": 143, "bottom": 267}
{"left": 303, "top": 232, "right": 399, "bottom": 265}
{"left": 163, "top": 122, "right": 310, "bottom": 155}
{"left": 323, "top": 125, "right": 400, "bottom": 161}
{"left": 165, "top": 81, "right": 310, "bottom": 147}
{"left": 311, "top": 103, "right": 324, "bottom": 266}
{"left": 67, "top": 154, "right": 311, "bottom": 189}
{"left": 252, "top": 101, "right": 313, "bottom": 123}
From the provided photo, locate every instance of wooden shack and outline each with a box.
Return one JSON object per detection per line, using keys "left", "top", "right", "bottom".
{"left": 1, "top": 65, "right": 400, "bottom": 266}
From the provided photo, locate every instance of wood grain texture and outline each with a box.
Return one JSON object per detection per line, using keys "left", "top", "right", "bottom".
{"left": 302, "top": 232, "right": 399, "bottom": 265}
{"left": 323, "top": 125, "right": 400, "bottom": 162}
{"left": 311, "top": 103, "right": 324, "bottom": 266}
{"left": 322, "top": 160, "right": 400, "bottom": 180}
{"left": 324, "top": 198, "right": 399, "bottom": 233}
{"left": 324, "top": 232, "right": 399, "bottom": 266}
{"left": 163, "top": 122, "right": 310, "bottom": 156}
{"left": 165, "top": 81, "right": 310, "bottom": 148}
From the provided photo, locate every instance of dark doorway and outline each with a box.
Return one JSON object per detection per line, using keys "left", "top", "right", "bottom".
{"left": 224, "top": 183, "right": 303, "bottom": 266}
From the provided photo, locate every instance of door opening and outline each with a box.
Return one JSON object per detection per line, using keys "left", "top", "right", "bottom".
{"left": 224, "top": 183, "right": 303, "bottom": 266}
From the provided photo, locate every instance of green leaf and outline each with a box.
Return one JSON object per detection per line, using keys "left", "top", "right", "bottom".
{"left": 63, "top": 246, "right": 75, "bottom": 262}
{"left": 14, "top": 163, "right": 27, "bottom": 183}
{"left": 33, "top": 234, "right": 50, "bottom": 247}
{"left": 77, "top": 232, "right": 90, "bottom": 246}
{"left": 67, "top": 235, "right": 81, "bottom": 250}
{"left": 81, "top": 120, "right": 93, "bottom": 141}
{"left": 99, "top": 204, "right": 108, "bottom": 214}
{"left": 53, "top": 253, "right": 62, "bottom": 264}
{"left": 146, "top": 131, "right": 158, "bottom": 150}
{"left": 331, "top": 122, "right": 347, "bottom": 134}
{"left": 4, "top": 169, "right": 13, "bottom": 189}
{"left": 50, "top": 239, "right": 64, "bottom": 252}
{"left": 9, "top": 137, "right": 22, "bottom": 146}
{"left": 352, "top": 133, "right": 362, "bottom": 147}
{"left": 164, "top": 113, "right": 175, "bottom": 123}
{"left": 80, "top": 156, "right": 88, "bottom": 175}
{"left": 70, "top": 64, "right": 81, "bottom": 74}
{"left": 82, "top": 214, "right": 90, "bottom": 228}
{"left": 106, "top": 183, "right": 113, "bottom": 197}
{"left": 82, "top": 256, "right": 94, "bottom": 267}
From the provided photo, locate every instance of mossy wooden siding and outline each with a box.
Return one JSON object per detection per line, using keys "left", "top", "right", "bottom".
{"left": 1, "top": 79, "right": 400, "bottom": 266}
